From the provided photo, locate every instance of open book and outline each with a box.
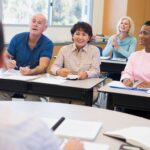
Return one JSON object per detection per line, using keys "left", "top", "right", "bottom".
{"left": 104, "top": 127, "right": 150, "bottom": 150}
{"left": 42, "top": 118, "right": 102, "bottom": 141}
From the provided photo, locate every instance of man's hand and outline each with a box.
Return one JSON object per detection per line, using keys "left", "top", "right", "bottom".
{"left": 122, "top": 78, "right": 133, "bottom": 87}
{"left": 56, "top": 68, "right": 70, "bottom": 77}
{"left": 135, "top": 81, "right": 150, "bottom": 88}
{"left": 20, "top": 66, "right": 32, "bottom": 75}
{"left": 6, "top": 59, "right": 17, "bottom": 69}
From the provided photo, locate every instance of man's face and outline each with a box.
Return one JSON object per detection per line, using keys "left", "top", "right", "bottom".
{"left": 29, "top": 14, "right": 47, "bottom": 36}
{"left": 139, "top": 25, "right": 150, "bottom": 46}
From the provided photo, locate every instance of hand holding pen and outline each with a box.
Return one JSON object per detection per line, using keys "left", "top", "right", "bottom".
{"left": 5, "top": 57, "right": 17, "bottom": 69}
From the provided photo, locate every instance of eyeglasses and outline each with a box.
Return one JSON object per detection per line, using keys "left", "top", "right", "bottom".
{"left": 139, "top": 30, "right": 150, "bottom": 35}
{"left": 119, "top": 144, "right": 144, "bottom": 150}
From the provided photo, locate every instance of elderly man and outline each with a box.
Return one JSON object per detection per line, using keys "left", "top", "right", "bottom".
{"left": 0, "top": 13, "right": 53, "bottom": 101}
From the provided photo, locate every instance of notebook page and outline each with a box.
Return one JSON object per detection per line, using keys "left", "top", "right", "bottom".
{"left": 42, "top": 118, "right": 102, "bottom": 141}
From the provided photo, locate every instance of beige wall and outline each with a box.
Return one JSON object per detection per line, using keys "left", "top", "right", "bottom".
{"left": 102, "top": 0, "right": 128, "bottom": 35}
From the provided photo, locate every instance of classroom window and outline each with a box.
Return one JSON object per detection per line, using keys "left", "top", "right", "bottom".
{"left": 2, "top": 0, "right": 92, "bottom": 26}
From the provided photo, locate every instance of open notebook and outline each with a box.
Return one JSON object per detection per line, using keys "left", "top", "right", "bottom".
{"left": 104, "top": 127, "right": 150, "bottom": 150}
{"left": 42, "top": 118, "right": 102, "bottom": 141}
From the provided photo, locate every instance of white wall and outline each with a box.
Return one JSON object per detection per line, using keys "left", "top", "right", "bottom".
{"left": 3, "top": 0, "right": 104, "bottom": 43}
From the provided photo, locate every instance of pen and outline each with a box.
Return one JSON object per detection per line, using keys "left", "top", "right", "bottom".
{"left": 51, "top": 117, "right": 65, "bottom": 131}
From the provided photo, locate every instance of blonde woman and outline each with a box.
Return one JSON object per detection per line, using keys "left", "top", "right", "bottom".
{"left": 103, "top": 16, "right": 137, "bottom": 58}
{"left": 103, "top": 16, "right": 137, "bottom": 80}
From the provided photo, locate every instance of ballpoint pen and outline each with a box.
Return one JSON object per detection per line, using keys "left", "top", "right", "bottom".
{"left": 51, "top": 117, "right": 65, "bottom": 131}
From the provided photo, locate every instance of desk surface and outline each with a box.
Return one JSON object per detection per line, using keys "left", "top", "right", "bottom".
{"left": 99, "top": 85, "right": 150, "bottom": 98}
{"left": 31, "top": 76, "right": 103, "bottom": 89}
{"left": 101, "top": 59, "right": 127, "bottom": 65}
{"left": 0, "top": 101, "right": 149, "bottom": 150}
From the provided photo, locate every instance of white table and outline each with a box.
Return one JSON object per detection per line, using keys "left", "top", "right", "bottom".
{"left": 98, "top": 85, "right": 150, "bottom": 112}
{"left": 0, "top": 101, "right": 150, "bottom": 150}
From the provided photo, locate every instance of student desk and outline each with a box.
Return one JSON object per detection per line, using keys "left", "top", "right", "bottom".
{"left": 28, "top": 76, "right": 104, "bottom": 106}
{"left": 98, "top": 85, "right": 150, "bottom": 111}
{"left": 0, "top": 75, "right": 104, "bottom": 106}
{"left": 0, "top": 101, "right": 149, "bottom": 150}
{"left": 0, "top": 78, "right": 28, "bottom": 93}
{"left": 101, "top": 59, "right": 126, "bottom": 74}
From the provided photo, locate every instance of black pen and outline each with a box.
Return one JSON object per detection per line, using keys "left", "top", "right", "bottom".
{"left": 51, "top": 117, "right": 65, "bottom": 131}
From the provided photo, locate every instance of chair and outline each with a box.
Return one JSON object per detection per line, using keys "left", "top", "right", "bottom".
{"left": 97, "top": 46, "right": 103, "bottom": 56}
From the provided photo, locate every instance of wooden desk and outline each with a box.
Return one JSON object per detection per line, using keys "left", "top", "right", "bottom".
{"left": 0, "top": 101, "right": 149, "bottom": 150}
{"left": 29, "top": 76, "right": 104, "bottom": 106}
{"left": 98, "top": 85, "right": 150, "bottom": 111}
{"left": 101, "top": 60, "right": 126, "bottom": 74}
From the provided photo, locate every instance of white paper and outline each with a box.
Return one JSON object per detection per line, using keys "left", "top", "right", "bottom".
{"left": 100, "top": 56, "right": 110, "bottom": 60}
{"left": 42, "top": 118, "right": 102, "bottom": 141}
{"left": 104, "top": 127, "right": 150, "bottom": 150}
{"left": 0, "top": 69, "right": 41, "bottom": 81}
{"left": 111, "top": 58, "right": 127, "bottom": 62}
{"left": 33, "top": 77, "right": 66, "bottom": 84}
{"left": 107, "top": 81, "right": 126, "bottom": 88}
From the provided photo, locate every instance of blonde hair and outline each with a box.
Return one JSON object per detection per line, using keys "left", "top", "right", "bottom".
{"left": 116, "top": 16, "right": 135, "bottom": 36}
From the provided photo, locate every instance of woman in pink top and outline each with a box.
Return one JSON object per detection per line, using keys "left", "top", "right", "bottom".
{"left": 121, "top": 20, "right": 150, "bottom": 88}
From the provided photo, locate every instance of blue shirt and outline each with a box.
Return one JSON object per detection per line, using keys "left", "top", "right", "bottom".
{"left": 103, "top": 35, "right": 137, "bottom": 59}
{"left": 8, "top": 32, "right": 53, "bottom": 69}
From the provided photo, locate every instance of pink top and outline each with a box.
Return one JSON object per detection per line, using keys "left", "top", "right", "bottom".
{"left": 121, "top": 49, "right": 150, "bottom": 82}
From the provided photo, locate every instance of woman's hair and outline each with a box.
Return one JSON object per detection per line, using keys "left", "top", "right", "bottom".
{"left": 116, "top": 16, "right": 135, "bottom": 36}
{"left": 144, "top": 20, "right": 150, "bottom": 26}
{"left": 70, "top": 21, "right": 93, "bottom": 42}
{"left": 0, "top": 21, "right": 4, "bottom": 55}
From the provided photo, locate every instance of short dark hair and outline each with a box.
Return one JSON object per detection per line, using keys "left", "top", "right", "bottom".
{"left": 0, "top": 21, "right": 4, "bottom": 55}
{"left": 71, "top": 22, "right": 93, "bottom": 41}
{"left": 143, "top": 20, "right": 150, "bottom": 26}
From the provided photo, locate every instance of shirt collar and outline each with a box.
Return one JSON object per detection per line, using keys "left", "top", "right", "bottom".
{"left": 71, "top": 43, "right": 88, "bottom": 52}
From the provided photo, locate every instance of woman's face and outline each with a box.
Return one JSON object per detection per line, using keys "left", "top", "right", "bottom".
{"left": 139, "top": 25, "right": 150, "bottom": 46}
{"left": 72, "top": 29, "right": 90, "bottom": 49}
{"left": 119, "top": 19, "right": 130, "bottom": 33}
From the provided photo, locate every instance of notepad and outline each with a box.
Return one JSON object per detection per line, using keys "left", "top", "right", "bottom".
{"left": 104, "top": 127, "right": 150, "bottom": 150}
{"left": 42, "top": 118, "right": 102, "bottom": 141}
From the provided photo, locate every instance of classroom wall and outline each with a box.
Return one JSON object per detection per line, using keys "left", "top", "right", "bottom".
{"left": 102, "top": 0, "right": 150, "bottom": 50}
{"left": 3, "top": 0, "right": 104, "bottom": 44}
